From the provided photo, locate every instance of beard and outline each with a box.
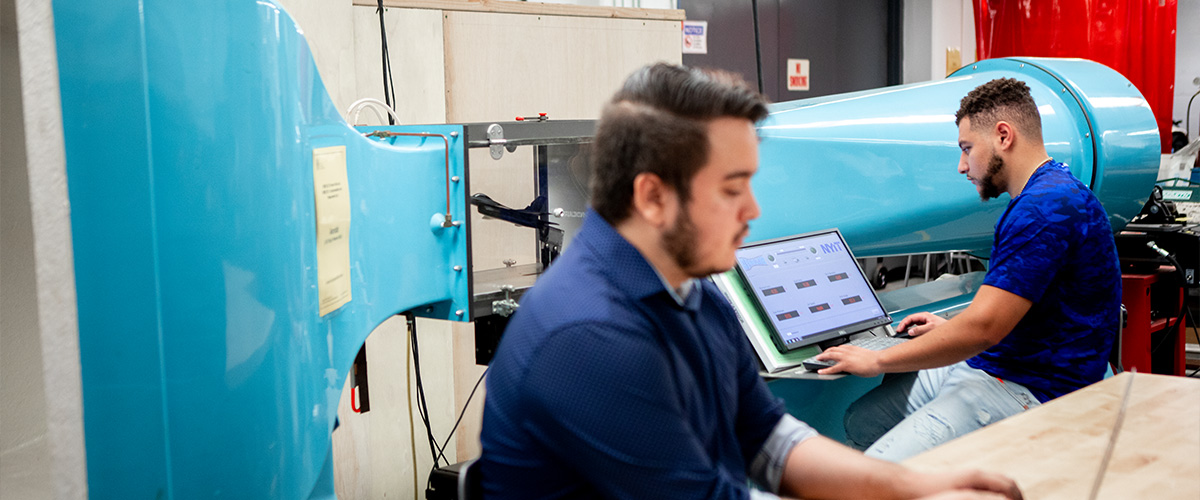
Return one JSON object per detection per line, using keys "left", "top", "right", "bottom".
{"left": 662, "top": 205, "right": 750, "bottom": 278}
{"left": 977, "top": 153, "right": 1006, "bottom": 201}
{"left": 662, "top": 206, "right": 699, "bottom": 273}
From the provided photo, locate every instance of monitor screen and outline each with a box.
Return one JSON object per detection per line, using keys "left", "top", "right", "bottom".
{"left": 734, "top": 229, "right": 890, "bottom": 352}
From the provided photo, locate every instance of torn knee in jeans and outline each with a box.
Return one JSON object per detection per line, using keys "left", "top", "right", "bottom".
{"left": 975, "top": 408, "right": 992, "bottom": 426}
{"left": 913, "top": 412, "right": 953, "bottom": 444}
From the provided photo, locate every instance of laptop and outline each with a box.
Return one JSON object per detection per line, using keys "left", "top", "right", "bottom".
{"left": 727, "top": 228, "right": 901, "bottom": 375}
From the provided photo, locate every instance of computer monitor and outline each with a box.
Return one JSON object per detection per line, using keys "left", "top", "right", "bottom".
{"left": 733, "top": 228, "right": 891, "bottom": 353}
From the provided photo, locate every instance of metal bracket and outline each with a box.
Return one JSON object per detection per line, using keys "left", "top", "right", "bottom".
{"left": 488, "top": 124, "right": 505, "bottom": 160}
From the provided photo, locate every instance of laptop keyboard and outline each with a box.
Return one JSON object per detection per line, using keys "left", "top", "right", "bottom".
{"left": 846, "top": 335, "right": 908, "bottom": 351}
{"left": 800, "top": 335, "right": 908, "bottom": 371}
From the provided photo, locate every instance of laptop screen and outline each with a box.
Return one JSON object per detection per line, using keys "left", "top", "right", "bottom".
{"left": 734, "top": 229, "right": 890, "bottom": 352}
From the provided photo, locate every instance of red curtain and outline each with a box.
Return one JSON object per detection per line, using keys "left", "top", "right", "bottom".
{"left": 974, "top": 0, "right": 1178, "bottom": 153}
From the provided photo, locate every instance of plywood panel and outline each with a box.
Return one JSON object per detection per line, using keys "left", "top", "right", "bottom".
{"left": 277, "top": 0, "right": 358, "bottom": 113}
{"left": 361, "top": 0, "right": 685, "bottom": 21}
{"left": 332, "top": 316, "right": 457, "bottom": 499}
{"left": 442, "top": 11, "right": 682, "bottom": 122}
{"left": 352, "top": 7, "right": 448, "bottom": 125}
{"left": 452, "top": 321, "right": 488, "bottom": 460}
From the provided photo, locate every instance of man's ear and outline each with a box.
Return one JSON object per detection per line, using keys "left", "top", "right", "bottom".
{"left": 994, "top": 120, "right": 1016, "bottom": 152}
{"left": 630, "top": 172, "right": 677, "bottom": 228}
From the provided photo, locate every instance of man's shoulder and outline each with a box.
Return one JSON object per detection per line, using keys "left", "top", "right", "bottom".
{"left": 1010, "top": 165, "right": 1107, "bottom": 226}
{"left": 1022, "top": 164, "right": 1098, "bottom": 206}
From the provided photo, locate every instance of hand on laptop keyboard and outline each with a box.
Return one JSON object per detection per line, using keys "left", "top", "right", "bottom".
{"left": 896, "top": 311, "right": 947, "bottom": 337}
{"left": 803, "top": 335, "right": 908, "bottom": 376}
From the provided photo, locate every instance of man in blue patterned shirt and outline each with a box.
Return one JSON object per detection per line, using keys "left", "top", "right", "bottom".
{"left": 817, "top": 78, "right": 1122, "bottom": 461}
{"left": 478, "top": 64, "right": 1022, "bottom": 499}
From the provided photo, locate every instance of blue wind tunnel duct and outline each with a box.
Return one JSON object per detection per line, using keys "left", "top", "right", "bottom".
{"left": 749, "top": 57, "right": 1160, "bottom": 257}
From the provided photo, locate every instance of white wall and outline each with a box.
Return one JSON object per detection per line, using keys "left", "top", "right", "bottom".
{"left": 1175, "top": 0, "right": 1200, "bottom": 141}
{"left": 1, "top": 0, "right": 87, "bottom": 499}
{"left": 903, "top": 0, "right": 976, "bottom": 84}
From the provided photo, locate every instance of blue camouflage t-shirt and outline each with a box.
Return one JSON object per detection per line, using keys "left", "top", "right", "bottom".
{"left": 967, "top": 160, "right": 1121, "bottom": 403}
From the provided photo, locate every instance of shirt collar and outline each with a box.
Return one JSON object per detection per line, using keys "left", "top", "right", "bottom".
{"left": 577, "top": 209, "right": 704, "bottom": 311}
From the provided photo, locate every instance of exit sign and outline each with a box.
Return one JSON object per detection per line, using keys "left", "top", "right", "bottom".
{"left": 787, "top": 59, "right": 810, "bottom": 91}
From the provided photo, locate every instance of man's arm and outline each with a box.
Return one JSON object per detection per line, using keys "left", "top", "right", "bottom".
{"left": 814, "top": 285, "right": 1032, "bottom": 377}
{"left": 778, "top": 435, "right": 1023, "bottom": 500}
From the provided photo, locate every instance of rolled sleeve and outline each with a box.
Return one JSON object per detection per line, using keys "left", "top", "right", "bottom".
{"left": 747, "top": 414, "right": 818, "bottom": 493}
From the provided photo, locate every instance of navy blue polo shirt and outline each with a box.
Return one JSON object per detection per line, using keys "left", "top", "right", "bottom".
{"left": 969, "top": 161, "right": 1122, "bottom": 402}
{"left": 478, "top": 210, "right": 787, "bottom": 499}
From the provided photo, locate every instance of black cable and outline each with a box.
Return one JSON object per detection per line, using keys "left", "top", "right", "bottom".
{"left": 376, "top": 0, "right": 397, "bottom": 124}
{"left": 1181, "top": 296, "right": 1200, "bottom": 377}
{"left": 1149, "top": 254, "right": 1189, "bottom": 357}
{"left": 433, "top": 367, "right": 489, "bottom": 467}
{"left": 407, "top": 314, "right": 445, "bottom": 468}
{"left": 750, "top": 0, "right": 764, "bottom": 95}
{"left": 1187, "top": 88, "right": 1200, "bottom": 139}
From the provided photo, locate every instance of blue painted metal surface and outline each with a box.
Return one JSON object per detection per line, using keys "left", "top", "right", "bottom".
{"left": 53, "top": 0, "right": 468, "bottom": 498}
{"left": 752, "top": 57, "right": 1160, "bottom": 256}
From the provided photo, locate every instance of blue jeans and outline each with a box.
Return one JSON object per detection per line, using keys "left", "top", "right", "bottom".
{"left": 843, "top": 361, "right": 1039, "bottom": 462}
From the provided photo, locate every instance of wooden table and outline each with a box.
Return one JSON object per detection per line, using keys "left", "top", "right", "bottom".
{"left": 904, "top": 373, "right": 1200, "bottom": 499}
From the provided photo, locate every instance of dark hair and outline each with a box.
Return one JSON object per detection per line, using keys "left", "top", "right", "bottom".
{"left": 590, "top": 64, "right": 769, "bottom": 224}
{"left": 955, "top": 78, "right": 1043, "bottom": 142}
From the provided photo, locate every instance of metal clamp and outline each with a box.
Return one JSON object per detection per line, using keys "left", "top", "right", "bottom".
{"left": 492, "top": 284, "right": 519, "bottom": 317}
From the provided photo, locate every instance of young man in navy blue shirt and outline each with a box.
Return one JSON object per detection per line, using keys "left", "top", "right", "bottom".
{"left": 817, "top": 78, "right": 1122, "bottom": 461}
{"left": 478, "top": 64, "right": 1022, "bottom": 499}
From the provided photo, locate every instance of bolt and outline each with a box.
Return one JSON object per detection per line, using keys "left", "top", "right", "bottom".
{"left": 451, "top": 176, "right": 460, "bottom": 182}
{"left": 455, "top": 310, "right": 464, "bottom": 317}
{"left": 453, "top": 265, "right": 463, "bottom": 272}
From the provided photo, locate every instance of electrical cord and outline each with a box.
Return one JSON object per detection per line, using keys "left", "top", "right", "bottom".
{"left": 1147, "top": 248, "right": 1188, "bottom": 357}
{"left": 432, "top": 367, "right": 489, "bottom": 468}
{"left": 1187, "top": 87, "right": 1199, "bottom": 139}
{"left": 1143, "top": 244, "right": 1200, "bottom": 376}
{"left": 1182, "top": 298, "right": 1200, "bottom": 378}
{"left": 407, "top": 314, "right": 446, "bottom": 469}
{"left": 376, "top": 0, "right": 398, "bottom": 124}
{"left": 750, "top": 0, "right": 764, "bottom": 95}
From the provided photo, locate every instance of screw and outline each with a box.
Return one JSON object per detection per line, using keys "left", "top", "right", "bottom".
{"left": 453, "top": 265, "right": 463, "bottom": 272}
{"left": 455, "top": 310, "right": 464, "bottom": 317}
{"left": 451, "top": 176, "right": 460, "bottom": 182}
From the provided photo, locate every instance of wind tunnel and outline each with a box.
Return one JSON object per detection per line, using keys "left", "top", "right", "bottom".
{"left": 749, "top": 57, "right": 1161, "bottom": 256}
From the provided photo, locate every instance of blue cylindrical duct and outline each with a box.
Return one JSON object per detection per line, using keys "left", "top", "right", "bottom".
{"left": 750, "top": 57, "right": 1160, "bottom": 257}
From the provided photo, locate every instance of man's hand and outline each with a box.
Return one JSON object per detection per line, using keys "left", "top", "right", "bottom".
{"left": 915, "top": 491, "right": 1013, "bottom": 500}
{"left": 813, "top": 344, "right": 884, "bottom": 377}
{"left": 778, "top": 436, "right": 1023, "bottom": 500}
{"left": 896, "top": 312, "right": 947, "bottom": 337}
{"left": 909, "top": 469, "right": 1024, "bottom": 500}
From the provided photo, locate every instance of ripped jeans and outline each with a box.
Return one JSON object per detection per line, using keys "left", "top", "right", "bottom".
{"left": 843, "top": 361, "right": 1039, "bottom": 462}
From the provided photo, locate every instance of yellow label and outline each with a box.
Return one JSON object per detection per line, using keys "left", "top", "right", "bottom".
{"left": 313, "top": 145, "right": 352, "bottom": 316}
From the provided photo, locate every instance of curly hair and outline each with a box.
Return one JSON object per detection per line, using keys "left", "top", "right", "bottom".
{"left": 590, "top": 64, "right": 769, "bottom": 224}
{"left": 955, "top": 78, "right": 1043, "bottom": 142}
